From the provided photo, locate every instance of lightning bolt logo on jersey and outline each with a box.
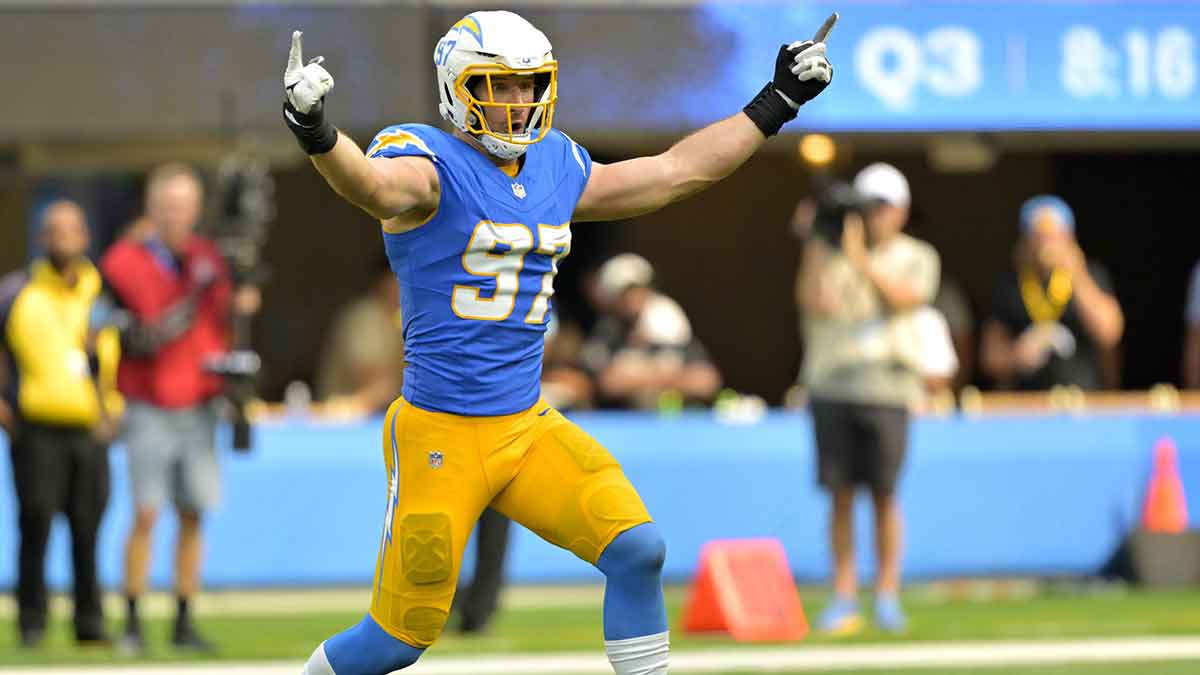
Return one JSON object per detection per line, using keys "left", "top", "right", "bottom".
{"left": 366, "top": 123, "right": 591, "bottom": 415}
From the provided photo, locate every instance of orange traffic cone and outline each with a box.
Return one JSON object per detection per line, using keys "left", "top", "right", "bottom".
{"left": 682, "top": 538, "right": 808, "bottom": 642}
{"left": 1142, "top": 437, "right": 1188, "bottom": 533}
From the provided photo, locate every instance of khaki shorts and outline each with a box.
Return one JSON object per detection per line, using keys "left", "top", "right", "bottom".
{"left": 122, "top": 401, "right": 220, "bottom": 512}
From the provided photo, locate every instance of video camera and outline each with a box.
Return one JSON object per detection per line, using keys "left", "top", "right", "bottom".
{"left": 205, "top": 150, "right": 275, "bottom": 452}
{"left": 809, "top": 176, "right": 875, "bottom": 246}
{"left": 211, "top": 152, "right": 274, "bottom": 289}
{"left": 204, "top": 350, "right": 262, "bottom": 452}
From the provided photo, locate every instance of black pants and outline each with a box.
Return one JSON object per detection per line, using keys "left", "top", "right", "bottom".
{"left": 9, "top": 422, "right": 110, "bottom": 638}
{"left": 456, "top": 508, "right": 511, "bottom": 631}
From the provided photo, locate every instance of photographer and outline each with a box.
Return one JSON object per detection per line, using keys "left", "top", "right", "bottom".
{"left": 99, "top": 164, "right": 260, "bottom": 654}
{"left": 795, "top": 163, "right": 940, "bottom": 634}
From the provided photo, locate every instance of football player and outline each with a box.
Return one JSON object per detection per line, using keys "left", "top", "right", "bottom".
{"left": 287, "top": 10, "right": 836, "bottom": 675}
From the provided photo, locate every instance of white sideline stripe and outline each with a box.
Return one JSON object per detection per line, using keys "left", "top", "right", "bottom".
{"left": 3, "top": 636, "right": 1200, "bottom": 674}
{"left": 0, "top": 585, "right": 607, "bottom": 620}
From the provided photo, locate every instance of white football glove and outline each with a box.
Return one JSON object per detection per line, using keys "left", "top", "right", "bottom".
{"left": 284, "top": 30, "right": 334, "bottom": 115}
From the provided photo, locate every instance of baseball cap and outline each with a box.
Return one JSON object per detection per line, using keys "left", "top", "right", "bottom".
{"left": 853, "top": 162, "right": 910, "bottom": 209}
{"left": 596, "top": 253, "right": 654, "bottom": 303}
{"left": 1019, "top": 195, "right": 1075, "bottom": 235}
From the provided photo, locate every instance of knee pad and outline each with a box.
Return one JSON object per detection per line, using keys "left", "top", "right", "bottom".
{"left": 326, "top": 614, "right": 424, "bottom": 674}
{"left": 395, "top": 513, "right": 453, "bottom": 644}
{"left": 598, "top": 522, "right": 667, "bottom": 577}
{"left": 401, "top": 513, "right": 452, "bottom": 585}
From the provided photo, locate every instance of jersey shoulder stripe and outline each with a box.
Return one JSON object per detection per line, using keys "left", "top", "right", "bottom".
{"left": 367, "top": 124, "right": 441, "bottom": 161}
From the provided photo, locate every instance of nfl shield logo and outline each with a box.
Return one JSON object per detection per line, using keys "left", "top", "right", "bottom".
{"left": 428, "top": 451, "right": 444, "bottom": 469}
{"left": 512, "top": 182, "right": 526, "bottom": 199}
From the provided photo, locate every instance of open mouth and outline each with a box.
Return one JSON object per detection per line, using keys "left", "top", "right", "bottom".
{"left": 508, "top": 110, "right": 530, "bottom": 135}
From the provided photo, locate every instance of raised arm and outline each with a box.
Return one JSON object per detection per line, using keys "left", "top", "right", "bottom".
{"left": 796, "top": 236, "right": 839, "bottom": 316}
{"left": 575, "top": 114, "right": 765, "bottom": 222}
{"left": 282, "top": 31, "right": 439, "bottom": 223}
{"left": 1069, "top": 263, "right": 1124, "bottom": 349}
{"left": 310, "top": 134, "right": 439, "bottom": 223}
{"left": 574, "top": 13, "right": 838, "bottom": 223}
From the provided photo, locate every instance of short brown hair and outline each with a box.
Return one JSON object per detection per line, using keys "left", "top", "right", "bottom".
{"left": 145, "top": 162, "right": 202, "bottom": 200}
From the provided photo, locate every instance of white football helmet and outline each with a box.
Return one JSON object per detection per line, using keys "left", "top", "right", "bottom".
{"left": 434, "top": 11, "right": 558, "bottom": 161}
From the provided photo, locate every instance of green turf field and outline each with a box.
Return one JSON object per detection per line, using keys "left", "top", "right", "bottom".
{"left": 1, "top": 585, "right": 1199, "bottom": 673}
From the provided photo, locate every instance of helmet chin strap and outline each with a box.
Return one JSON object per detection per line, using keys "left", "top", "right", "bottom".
{"left": 468, "top": 109, "right": 533, "bottom": 159}
{"left": 480, "top": 133, "right": 528, "bottom": 161}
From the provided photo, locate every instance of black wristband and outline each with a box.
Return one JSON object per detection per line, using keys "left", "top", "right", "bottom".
{"left": 742, "top": 82, "right": 798, "bottom": 137}
{"left": 283, "top": 100, "right": 338, "bottom": 155}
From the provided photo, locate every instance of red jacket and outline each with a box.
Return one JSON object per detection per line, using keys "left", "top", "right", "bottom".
{"left": 100, "top": 235, "right": 232, "bottom": 408}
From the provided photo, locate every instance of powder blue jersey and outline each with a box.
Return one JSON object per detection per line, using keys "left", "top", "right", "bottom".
{"left": 366, "top": 124, "right": 592, "bottom": 416}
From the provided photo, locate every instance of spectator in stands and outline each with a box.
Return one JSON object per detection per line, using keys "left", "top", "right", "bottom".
{"left": 580, "top": 253, "right": 721, "bottom": 410}
{"left": 0, "top": 200, "right": 123, "bottom": 648}
{"left": 796, "top": 162, "right": 939, "bottom": 633}
{"left": 316, "top": 257, "right": 404, "bottom": 415}
{"left": 980, "top": 196, "right": 1124, "bottom": 391}
{"left": 1184, "top": 260, "right": 1200, "bottom": 389}
{"left": 100, "top": 163, "right": 258, "bottom": 654}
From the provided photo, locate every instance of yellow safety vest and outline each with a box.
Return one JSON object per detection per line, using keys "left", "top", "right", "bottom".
{"left": 3, "top": 259, "right": 123, "bottom": 427}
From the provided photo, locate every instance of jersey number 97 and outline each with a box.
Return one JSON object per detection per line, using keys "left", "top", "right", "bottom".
{"left": 452, "top": 220, "right": 571, "bottom": 324}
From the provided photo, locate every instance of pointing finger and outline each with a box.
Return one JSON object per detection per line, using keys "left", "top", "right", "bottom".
{"left": 813, "top": 12, "right": 838, "bottom": 43}
{"left": 288, "top": 30, "right": 304, "bottom": 72}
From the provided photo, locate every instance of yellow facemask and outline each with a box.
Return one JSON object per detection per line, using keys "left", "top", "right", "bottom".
{"left": 455, "top": 62, "right": 558, "bottom": 147}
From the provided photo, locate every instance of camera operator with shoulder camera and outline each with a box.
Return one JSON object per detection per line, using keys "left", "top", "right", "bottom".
{"left": 99, "top": 163, "right": 260, "bottom": 654}
{"left": 795, "top": 163, "right": 940, "bottom": 635}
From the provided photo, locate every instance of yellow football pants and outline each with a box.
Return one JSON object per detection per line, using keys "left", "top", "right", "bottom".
{"left": 369, "top": 397, "right": 653, "bottom": 647}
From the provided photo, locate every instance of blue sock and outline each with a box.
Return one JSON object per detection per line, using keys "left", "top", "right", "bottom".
{"left": 595, "top": 522, "right": 668, "bottom": 641}
{"left": 324, "top": 613, "right": 424, "bottom": 674}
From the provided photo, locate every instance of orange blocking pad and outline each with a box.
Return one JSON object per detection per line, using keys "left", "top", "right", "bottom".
{"left": 682, "top": 538, "right": 808, "bottom": 642}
